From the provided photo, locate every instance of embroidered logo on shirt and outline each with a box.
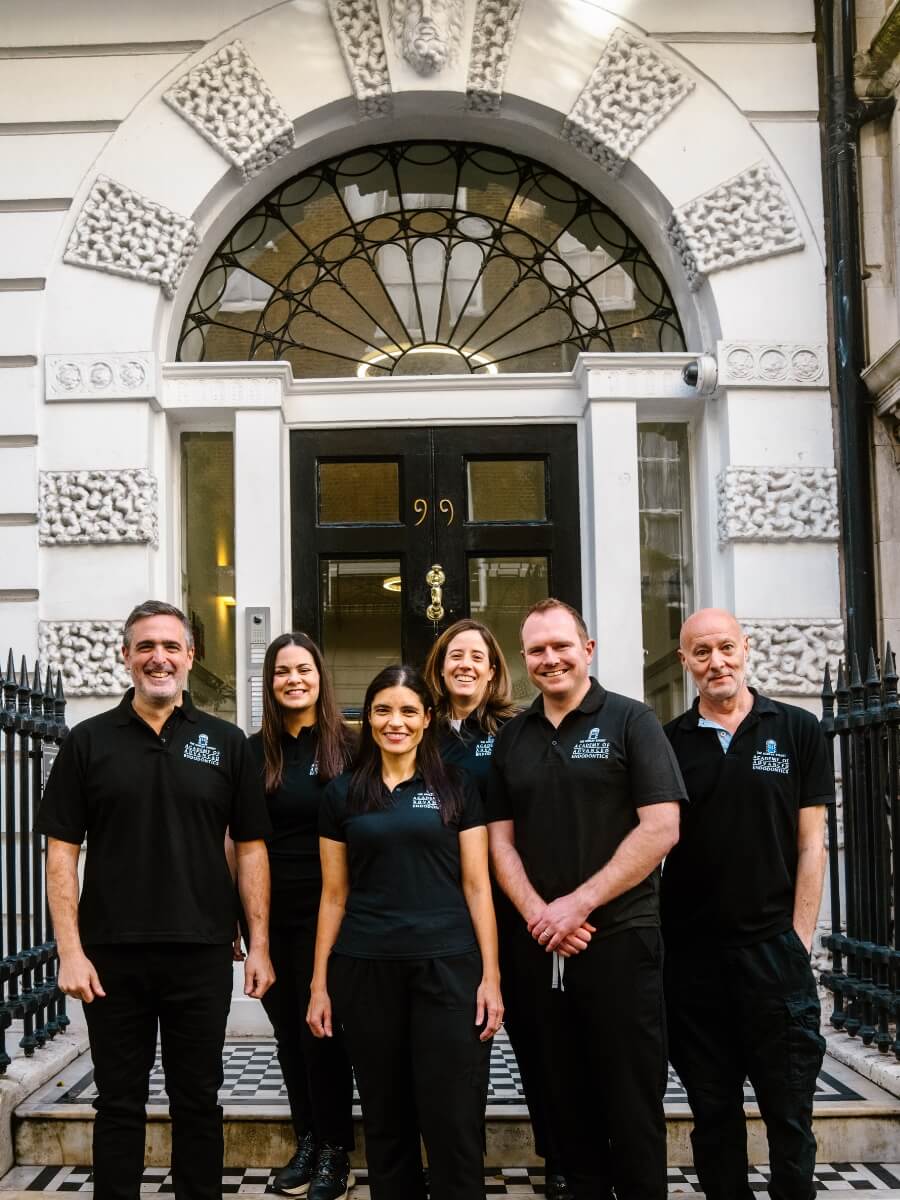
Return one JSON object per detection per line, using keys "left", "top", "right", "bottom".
{"left": 411, "top": 790, "right": 440, "bottom": 810}
{"left": 309, "top": 761, "right": 319, "bottom": 776}
{"left": 571, "top": 727, "right": 610, "bottom": 759}
{"left": 183, "top": 732, "right": 221, "bottom": 766}
{"left": 752, "top": 738, "right": 790, "bottom": 775}
{"left": 474, "top": 736, "right": 495, "bottom": 757}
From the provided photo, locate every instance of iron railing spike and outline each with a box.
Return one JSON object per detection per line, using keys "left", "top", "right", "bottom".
{"left": 5, "top": 649, "right": 15, "bottom": 683}
{"left": 54, "top": 672, "right": 64, "bottom": 701}
{"left": 850, "top": 652, "right": 863, "bottom": 689}
{"left": 18, "top": 655, "right": 29, "bottom": 690}
{"left": 43, "top": 665, "right": 53, "bottom": 697}
{"left": 865, "top": 645, "right": 880, "bottom": 687}
{"left": 822, "top": 662, "right": 833, "bottom": 698}
{"left": 31, "top": 661, "right": 42, "bottom": 696}
{"left": 884, "top": 641, "right": 897, "bottom": 682}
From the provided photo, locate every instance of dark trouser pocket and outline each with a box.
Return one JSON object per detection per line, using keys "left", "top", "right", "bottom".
{"left": 784, "top": 991, "right": 826, "bottom": 1090}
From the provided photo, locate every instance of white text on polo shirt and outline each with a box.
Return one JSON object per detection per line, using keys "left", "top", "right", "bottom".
{"left": 309, "top": 761, "right": 319, "bottom": 776}
{"left": 475, "top": 737, "right": 494, "bottom": 757}
{"left": 183, "top": 732, "right": 221, "bottom": 766}
{"left": 412, "top": 791, "right": 440, "bottom": 810}
{"left": 751, "top": 738, "right": 790, "bottom": 775}
{"left": 571, "top": 727, "right": 610, "bottom": 759}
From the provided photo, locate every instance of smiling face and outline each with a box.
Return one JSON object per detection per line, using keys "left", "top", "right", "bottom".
{"left": 678, "top": 609, "right": 751, "bottom": 706}
{"left": 369, "top": 685, "right": 432, "bottom": 759}
{"left": 441, "top": 629, "right": 495, "bottom": 714}
{"left": 521, "top": 606, "right": 595, "bottom": 709}
{"left": 122, "top": 614, "right": 194, "bottom": 709}
{"left": 272, "top": 644, "right": 320, "bottom": 722}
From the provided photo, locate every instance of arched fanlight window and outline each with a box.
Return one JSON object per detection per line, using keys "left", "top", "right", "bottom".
{"left": 179, "top": 141, "right": 685, "bottom": 377}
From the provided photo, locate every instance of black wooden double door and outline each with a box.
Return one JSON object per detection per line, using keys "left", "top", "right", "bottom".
{"left": 290, "top": 425, "right": 580, "bottom": 710}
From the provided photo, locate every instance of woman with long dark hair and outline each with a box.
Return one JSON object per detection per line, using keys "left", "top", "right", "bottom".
{"left": 424, "top": 621, "right": 571, "bottom": 1200}
{"left": 246, "top": 633, "right": 355, "bottom": 1200}
{"left": 307, "top": 665, "right": 502, "bottom": 1200}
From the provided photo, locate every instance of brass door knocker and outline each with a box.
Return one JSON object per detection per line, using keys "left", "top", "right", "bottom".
{"left": 425, "top": 564, "right": 445, "bottom": 621}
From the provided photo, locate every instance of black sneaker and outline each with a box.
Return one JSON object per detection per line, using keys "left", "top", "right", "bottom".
{"left": 273, "top": 1131, "right": 317, "bottom": 1195}
{"left": 307, "top": 1143, "right": 355, "bottom": 1200}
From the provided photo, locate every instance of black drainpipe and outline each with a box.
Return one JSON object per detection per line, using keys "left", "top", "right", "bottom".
{"left": 818, "top": 0, "right": 892, "bottom": 658}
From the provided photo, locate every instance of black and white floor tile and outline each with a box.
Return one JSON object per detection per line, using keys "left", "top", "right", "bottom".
{"left": 53, "top": 1035, "right": 864, "bottom": 1108}
{"left": 3, "top": 1162, "right": 900, "bottom": 1194}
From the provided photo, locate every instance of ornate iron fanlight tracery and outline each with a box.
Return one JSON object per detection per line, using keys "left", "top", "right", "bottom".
{"left": 179, "top": 142, "right": 685, "bottom": 377}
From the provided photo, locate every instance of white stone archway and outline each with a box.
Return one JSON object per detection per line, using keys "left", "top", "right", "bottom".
{"left": 31, "top": 0, "right": 840, "bottom": 730}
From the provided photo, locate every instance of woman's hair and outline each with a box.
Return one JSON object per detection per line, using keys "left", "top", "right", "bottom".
{"left": 260, "top": 632, "right": 352, "bottom": 791}
{"left": 423, "top": 618, "right": 518, "bottom": 734}
{"left": 348, "top": 664, "right": 465, "bottom": 825}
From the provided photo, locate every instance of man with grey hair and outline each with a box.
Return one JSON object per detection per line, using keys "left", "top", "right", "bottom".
{"left": 662, "top": 608, "right": 833, "bottom": 1200}
{"left": 38, "top": 600, "right": 274, "bottom": 1200}
{"left": 390, "top": 0, "right": 463, "bottom": 75}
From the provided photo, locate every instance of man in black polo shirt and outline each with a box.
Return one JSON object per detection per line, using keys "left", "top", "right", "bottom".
{"left": 487, "top": 598, "right": 685, "bottom": 1200}
{"left": 662, "top": 608, "right": 832, "bottom": 1200}
{"left": 37, "top": 600, "right": 274, "bottom": 1200}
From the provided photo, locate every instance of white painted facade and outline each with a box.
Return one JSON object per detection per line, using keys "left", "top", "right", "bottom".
{"left": 0, "top": 0, "right": 845, "bottom": 1032}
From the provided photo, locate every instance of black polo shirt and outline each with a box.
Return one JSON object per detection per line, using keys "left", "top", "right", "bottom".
{"left": 486, "top": 679, "right": 687, "bottom": 938}
{"left": 36, "top": 689, "right": 270, "bottom": 945}
{"left": 248, "top": 726, "right": 329, "bottom": 929}
{"left": 439, "top": 715, "right": 510, "bottom": 802}
{"left": 661, "top": 690, "right": 835, "bottom": 948}
{"left": 319, "top": 768, "right": 484, "bottom": 960}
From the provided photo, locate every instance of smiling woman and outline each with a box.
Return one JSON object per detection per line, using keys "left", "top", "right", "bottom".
{"left": 308, "top": 664, "right": 502, "bottom": 1200}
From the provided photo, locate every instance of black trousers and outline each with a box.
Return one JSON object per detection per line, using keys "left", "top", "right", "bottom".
{"left": 665, "top": 929, "right": 826, "bottom": 1200}
{"left": 495, "top": 892, "right": 561, "bottom": 1163}
{"left": 511, "top": 924, "right": 668, "bottom": 1200}
{"left": 262, "top": 922, "right": 354, "bottom": 1148}
{"left": 82, "top": 943, "right": 233, "bottom": 1200}
{"left": 329, "top": 950, "right": 490, "bottom": 1200}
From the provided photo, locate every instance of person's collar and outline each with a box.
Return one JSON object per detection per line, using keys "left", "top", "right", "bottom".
{"left": 381, "top": 769, "right": 424, "bottom": 793}
{"left": 283, "top": 723, "right": 316, "bottom": 743}
{"left": 114, "top": 687, "right": 197, "bottom": 726}
{"left": 525, "top": 677, "right": 606, "bottom": 720}
{"left": 682, "top": 686, "right": 774, "bottom": 730}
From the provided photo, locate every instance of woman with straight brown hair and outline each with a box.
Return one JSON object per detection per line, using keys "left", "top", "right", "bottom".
{"left": 245, "top": 632, "right": 355, "bottom": 1200}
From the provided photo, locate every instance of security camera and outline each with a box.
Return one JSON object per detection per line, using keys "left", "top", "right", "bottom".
{"left": 682, "top": 360, "right": 700, "bottom": 388}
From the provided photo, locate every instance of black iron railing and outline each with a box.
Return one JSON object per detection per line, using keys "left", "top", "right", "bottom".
{"left": 0, "top": 650, "right": 69, "bottom": 1071}
{"left": 820, "top": 644, "right": 900, "bottom": 1059}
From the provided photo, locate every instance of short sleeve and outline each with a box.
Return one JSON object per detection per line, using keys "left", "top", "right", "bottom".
{"left": 625, "top": 708, "right": 689, "bottom": 808}
{"left": 34, "top": 730, "right": 89, "bottom": 845}
{"left": 485, "top": 726, "right": 515, "bottom": 822}
{"left": 228, "top": 732, "right": 272, "bottom": 842}
{"left": 318, "top": 779, "right": 347, "bottom": 842}
{"left": 797, "top": 711, "right": 836, "bottom": 808}
{"left": 457, "top": 772, "right": 486, "bottom": 831}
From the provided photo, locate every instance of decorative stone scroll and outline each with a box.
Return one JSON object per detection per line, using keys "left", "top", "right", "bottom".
{"left": 667, "top": 164, "right": 805, "bottom": 290}
{"left": 45, "top": 352, "right": 155, "bottom": 401}
{"left": 39, "top": 470, "right": 159, "bottom": 548}
{"left": 389, "top": 0, "right": 464, "bottom": 75}
{"left": 163, "top": 41, "right": 294, "bottom": 181}
{"left": 63, "top": 177, "right": 198, "bottom": 299}
{"left": 562, "top": 28, "right": 694, "bottom": 175}
{"left": 717, "top": 467, "right": 839, "bottom": 544}
{"left": 466, "top": 0, "right": 524, "bottom": 112}
{"left": 743, "top": 618, "right": 844, "bottom": 696}
{"left": 39, "top": 621, "right": 130, "bottom": 697}
{"left": 328, "top": 0, "right": 392, "bottom": 116}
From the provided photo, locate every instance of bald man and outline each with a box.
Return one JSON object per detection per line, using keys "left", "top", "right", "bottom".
{"left": 660, "top": 609, "right": 833, "bottom": 1200}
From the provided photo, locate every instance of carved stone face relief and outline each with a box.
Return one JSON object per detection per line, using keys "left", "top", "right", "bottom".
{"left": 390, "top": 0, "right": 463, "bottom": 75}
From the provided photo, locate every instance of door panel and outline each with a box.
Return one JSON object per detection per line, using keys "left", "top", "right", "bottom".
{"left": 291, "top": 424, "right": 581, "bottom": 711}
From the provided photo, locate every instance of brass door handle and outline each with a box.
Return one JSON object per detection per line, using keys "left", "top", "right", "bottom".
{"left": 426, "top": 564, "right": 445, "bottom": 621}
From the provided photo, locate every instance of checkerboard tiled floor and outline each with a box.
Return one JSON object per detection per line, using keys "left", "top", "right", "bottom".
{"left": 3, "top": 1162, "right": 900, "bottom": 1194}
{"left": 53, "top": 1033, "right": 864, "bottom": 1108}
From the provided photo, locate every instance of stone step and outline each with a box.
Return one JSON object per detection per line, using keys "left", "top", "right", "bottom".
{"left": 2, "top": 1164, "right": 900, "bottom": 1197}
{"left": 13, "top": 1039, "right": 900, "bottom": 1169}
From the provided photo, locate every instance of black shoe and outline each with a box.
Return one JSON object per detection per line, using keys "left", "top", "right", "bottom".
{"left": 307, "top": 1143, "right": 355, "bottom": 1200}
{"left": 273, "top": 1132, "right": 317, "bottom": 1195}
{"left": 545, "top": 1166, "right": 574, "bottom": 1200}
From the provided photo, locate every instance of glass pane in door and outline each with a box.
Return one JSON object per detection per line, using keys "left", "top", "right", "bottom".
{"left": 466, "top": 460, "right": 547, "bottom": 522}
{"left": 468, "top": 556, "right": 549, "bottom": 704}
{"left": 318, "top": 461, "right": 400, "bottom": 523}
{"left": 320, "top": 559, "right": 403, "bottom": 708}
